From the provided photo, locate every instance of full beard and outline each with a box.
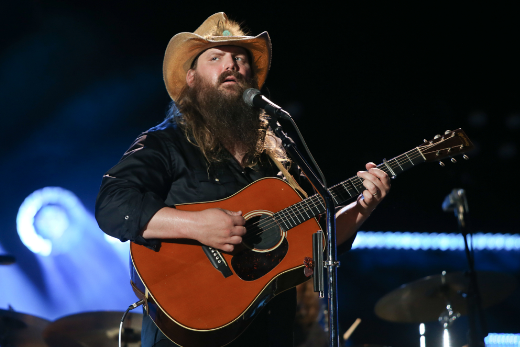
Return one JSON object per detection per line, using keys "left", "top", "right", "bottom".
{"left": 188, "top": 70, "right": 265, "bottom": 164}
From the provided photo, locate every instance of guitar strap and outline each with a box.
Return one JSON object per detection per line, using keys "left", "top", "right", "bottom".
{"left": 130, "top": 280, "right": 149, "bottom": 315}
{"left": 267, "top": 152, "right": 308, "bottom": 199}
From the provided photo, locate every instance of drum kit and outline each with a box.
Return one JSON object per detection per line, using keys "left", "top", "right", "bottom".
{"left": 374, "top": 270, "right": 517, "bottom": 346}
{"left": 0, "top": 308, "right": 142, "bottom": 347}
{"left": 372, "top": 189, "right": 519, "bottom": 346}
{"left": 0, "top": 254, "right": 142, "bottom": 347}
{"left": 0, "top": 247, "right": 517, "bottom": 346}
{"left": 374, "top": 270, "right": 516, "bottom": 323}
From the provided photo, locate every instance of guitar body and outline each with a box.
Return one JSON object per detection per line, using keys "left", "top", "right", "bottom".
{"left": 130, "top": 177, "right": 319, "bottom": 346}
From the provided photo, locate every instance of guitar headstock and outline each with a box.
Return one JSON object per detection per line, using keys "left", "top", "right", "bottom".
{"left": 418, "top": 129, "right": 474, "bottom": 165}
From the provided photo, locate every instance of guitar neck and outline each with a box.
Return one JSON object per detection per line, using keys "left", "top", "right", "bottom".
{"left": 272, "top": 147, "right": 425, "bottom": 232}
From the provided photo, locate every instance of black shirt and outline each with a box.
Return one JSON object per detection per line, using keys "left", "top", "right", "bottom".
{"left": 95, "top": 117, "right": 355, "bottom": 346}
{"left": 95, "top": 118, "right": 314, "bottom": 346}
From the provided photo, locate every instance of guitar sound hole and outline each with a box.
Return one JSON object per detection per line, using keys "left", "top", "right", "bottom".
{"left": 231, "top": 238, "right": 288, "bottom": 281}
{"left": 243, "top": 214, "right": 283, "bottom": 251}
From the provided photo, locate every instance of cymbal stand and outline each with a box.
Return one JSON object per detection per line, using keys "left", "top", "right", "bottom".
{"left": 437, "top": 271, "right": 460, "bottom": 347}
{"left": 442, "top": 189, "right": 487, "bottom": 346}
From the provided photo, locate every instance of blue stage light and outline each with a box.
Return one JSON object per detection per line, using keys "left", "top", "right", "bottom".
{"left": 34, "top": 204, "right": 69, "bottom": 240}
{"left": 485, "top": 333, "right": 520, "bottom": 347}
{"left": 16, "top": 187, "right": 86, "bottom": 256}
{"left": 352, "top": 231, "right": 519, "bottom": 251}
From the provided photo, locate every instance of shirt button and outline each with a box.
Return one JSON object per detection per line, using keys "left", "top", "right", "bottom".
{"left": 125, "top": 216, "right": 129, "bottom": 220}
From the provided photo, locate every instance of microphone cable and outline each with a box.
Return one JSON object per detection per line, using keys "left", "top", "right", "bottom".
{"left": 277, "top": 115, "right": 328, "bottom": 187}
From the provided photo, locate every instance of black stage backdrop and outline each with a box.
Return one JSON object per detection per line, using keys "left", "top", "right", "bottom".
{"left": 1, "top": 1, "right": 519, "bottom": 347}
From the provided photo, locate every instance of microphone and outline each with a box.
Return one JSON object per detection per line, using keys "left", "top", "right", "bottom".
{"left": 442, "top": 188, "right": 469, "bottom": 213}
{"left": 243, "top": 88, "right": 292, "bottom": 120}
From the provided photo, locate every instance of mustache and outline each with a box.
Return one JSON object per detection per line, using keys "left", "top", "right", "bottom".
{"left": 217, "top": 70, "right": 249, "bottom": 85}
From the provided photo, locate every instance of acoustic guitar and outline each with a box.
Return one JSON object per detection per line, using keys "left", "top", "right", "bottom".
{"left": 130, "top": 129, "right": 474, "bottom": 346}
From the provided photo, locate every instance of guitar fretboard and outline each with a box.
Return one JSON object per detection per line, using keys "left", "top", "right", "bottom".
{"left": 272, "top": 147, "right": 425, "bottom": 231}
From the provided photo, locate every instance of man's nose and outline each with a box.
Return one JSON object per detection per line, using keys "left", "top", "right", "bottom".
{"left": 223, "top": 55, "right": 238, "bottom": 71}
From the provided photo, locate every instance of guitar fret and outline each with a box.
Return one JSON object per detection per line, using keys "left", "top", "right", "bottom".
{"left": 272, "top": 212, "right": 288, "bottom": 231}
{"left": 409, "top": 149, "right": 425, "bottom": 166}
{"left": 299, "top": 201, "right": 310, "bottom": 222}
{"left": 294, "top": 202, "right": 307, "bottom": 222}
{"left": 326, "top": 189, "right": 339, "bottom": 206}
{"left": 405, "top": 152, "right": 415, "bottom": 166}
{"left": 317, "top": 197, "right": 326, "bottom": 213}
{"left": 393, "top": 157, "right": 404, "bottom": 171}
{"left": 310, "top": 196, "right": 323, "bottom": 215}
{"left": 286, "top": 208, "right": 298, "bottom": 227}
{"left": 349, "top": 177, "right": 362, "bottom": 194}
{"left": 280, "top": 210, "right": 293, "bottom": 231}
{"left": 299, "top": 202, "right": 310, "bottom": 221}
{"left": 301, "top": 199, "right": 313, "bottom": 219}
{"left": 332, "top": 185, "right": 346, "bottom": 204}
{"left": 377, "top": 164, "right": 389, "bottom": 176}
{"left": 341, "top": 180, "right": 358, "bottom": 198}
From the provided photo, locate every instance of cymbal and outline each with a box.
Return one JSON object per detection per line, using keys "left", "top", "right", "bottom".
{"left": 0, "top": 309, "right": 51, "bottom": 346}
{"left": 375, "top": 271, "right": 517, "bottom": 323}
{"left": 43, "top": 311, "right": 142, "bottom": 347}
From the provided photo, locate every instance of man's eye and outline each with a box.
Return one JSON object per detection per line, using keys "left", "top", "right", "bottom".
{"left": 235, "top": 57, "right": 244, "bottom": 61}
{"left": 211, "top": 57, "right": 219, "bottom": 61}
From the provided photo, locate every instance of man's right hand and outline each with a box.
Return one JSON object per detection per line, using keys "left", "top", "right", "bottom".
{"left": 141, "top": 207, "right": 247, "bottom": 253}
{"left": 190, "top": 208, "right": 246, "bottom": 252}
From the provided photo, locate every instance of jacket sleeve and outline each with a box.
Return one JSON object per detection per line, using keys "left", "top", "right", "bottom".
{"left": 95, "top": 132, "right": 173, "bottom": 250}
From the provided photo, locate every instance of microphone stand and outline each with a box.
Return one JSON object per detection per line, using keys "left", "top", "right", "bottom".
{"left": 265, "top": 116, "right": 340, "bottom": 347}
{"left": 443, "top": 189, "right": 486, "bottom": 346}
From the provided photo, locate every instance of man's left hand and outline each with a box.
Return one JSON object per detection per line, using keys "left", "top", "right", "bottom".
{"left": 356, "top": 162, "right": 391, "bottom": 215}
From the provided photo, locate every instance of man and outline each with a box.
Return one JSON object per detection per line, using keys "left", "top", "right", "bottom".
{"left": 95, "top": 12, "right": 390, "bottom": 346}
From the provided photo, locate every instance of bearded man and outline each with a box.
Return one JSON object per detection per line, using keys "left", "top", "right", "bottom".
{"left": 95, "top": 12, "right": 390, "bottom": 347}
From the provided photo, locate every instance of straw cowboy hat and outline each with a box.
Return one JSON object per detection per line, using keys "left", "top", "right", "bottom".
{"left": 163, "top": 12, "right": 272, "bottom": 101}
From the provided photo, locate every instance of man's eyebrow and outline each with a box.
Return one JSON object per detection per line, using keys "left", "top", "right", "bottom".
{"left": 207, "top": 49, "right": 225, "bottom": 55}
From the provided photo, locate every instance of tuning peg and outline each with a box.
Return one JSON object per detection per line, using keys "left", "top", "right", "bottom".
{"left": 463, "top": 155, "right": 469, "bottom": 160}
{"left": 423, "top": 139, "right": 428, "bottom": 143}
{"left": 445, "top": 130, "right": 452, "bottom": 135}
{"left": 434, "top": 134, "right": 441, "bottom": 140}
{"left": 439, "top": 161, "right": 445, "bottom": 167}
{"left": 451, "top": 158, "right": 457, "bottom": 163}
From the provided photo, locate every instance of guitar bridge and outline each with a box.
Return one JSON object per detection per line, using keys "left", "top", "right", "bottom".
{"left": 202, "top": 246, "right": 233, "bottom": 278}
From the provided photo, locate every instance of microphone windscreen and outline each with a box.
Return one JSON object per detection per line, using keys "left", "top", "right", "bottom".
{"left": 243, "top": 88, "right": 261, "bottom": 107}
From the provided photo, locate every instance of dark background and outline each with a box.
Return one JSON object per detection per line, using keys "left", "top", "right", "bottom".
{"left": 1, "top": 1, "right": 519, "bottom": 347}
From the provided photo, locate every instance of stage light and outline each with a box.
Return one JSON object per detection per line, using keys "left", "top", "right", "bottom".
{"left": 352, "top": 232, "right": 519, "bottom": 251}
{"left": 443, "top": 328, "right": 450, "bottom": 347}
{"left": 485, "top": 333, "right": 520, "bottom": 347}
{"left": 16, "top": 187, "right": 86, "bottom": 256}
{"left": 419, "top": 323, "right": 425, "bottom": 347}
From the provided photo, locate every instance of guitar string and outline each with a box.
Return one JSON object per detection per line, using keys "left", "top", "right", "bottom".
{"left": 244, "top": 147, "right": 425, "bottom": 232}
{"left": 242, "top": 145, "right": 443, "bottom": 238}
{"left": 243, "top": 148, "right": 430, "bottom": 236}
{"left": 242, "top": 155, "right": 412, "bottom": 237}
{"left": 242, "top": 143, "right": 461, "bottom": 238}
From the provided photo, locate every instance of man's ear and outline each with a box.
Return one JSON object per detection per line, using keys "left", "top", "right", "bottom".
{"left": 186, "top": 69, "right": 195, "bottom": 87}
